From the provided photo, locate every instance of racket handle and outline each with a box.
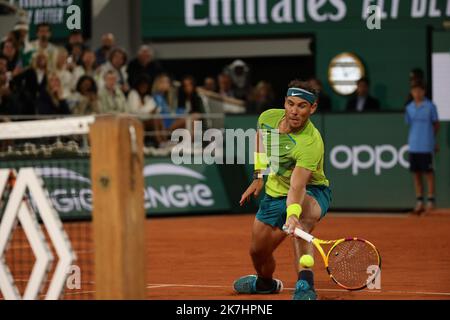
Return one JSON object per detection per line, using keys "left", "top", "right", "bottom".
{"left": 294, "top": 228, "right": 315, "bottom": 243}
{"left": 283, "top": 226, "right": 315, "bottom": 243}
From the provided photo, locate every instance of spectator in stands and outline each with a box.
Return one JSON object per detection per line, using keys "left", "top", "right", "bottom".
{"left": 247, "top": 81, "right": 275, "bottom": 114}
{"left": 12, "top": 22, "right": 34, "bottom": 68}
{"left": 65, "top": 31, "right": 87, "bottom": 56}
{"left": 173, "top": 75, "right": 206, "bottom": 135}
{"left": 71, "top": 76, "right": 100, "bottom": 115}
{"left": 0, "top": 54, "right": 11, "bottom": 86}
{"left": 203, "top": 76, "right": 217, "bottom": 92}
{"left": 95, "top": 33, "right": 115, "bottom": 66}
{"left": 54, "top": 48, "right": 75, "bottom": 99}
{"left": 127, "top": 74, "right": 157, "bottom": 115}
{"left": 0, "top": 56, "right": 8, "bottom": 78}
{"left": 30, "top": 23, "right": 58, "bottom": 69}
{"left": 405, "top": 81, "right": 440, "bottom": 214}
{"left": 224, "top": 59, "right": 251, "bottom": 101}
{"left": 178, "top": 75, "right": 205, "bottom": 115}
{"left": 1, "top": 39, "right": 20, "bottom": 73}
{"left": 152, "top": 74, "right": 178, "bottom": 143}
{"left": 1, "top": 31, "right": 17, "bottom": 51}
{"left": 0, "top": 73, "right": 11, "bottom": 114}
{"left": 128, "top": 74, "right": 164, "bottom": 146}
{"left": 0, "top": 55, "right": 14, "bottom": 115}
{"left": 217, "top": 73, "right": 234, "bottom": 98}
{"left": 67, "top": 43, "right": 84, "bottom": 68}
{"left": 35, "top": 72, "right": 71, "bottom": 115}
{"left": 346, "top": 77, "right": 380, "bottom": 112}
{"left": 98, "top": 70, "right": 129, "bottom": 114}
{"left": 10, "top": 51, "right": 49, "bottom": 114}
{"left": 152, "top": 73, "right": 176, "bottom": 112}
{"left": 99, "top": 48, "right": 129, "bottom": 94}
{"left": 309, "top": 77, "right": 332, "bottom": 113}
{"left": 127, "top": 45, "right": 163, "bottom": 90}
{"left": 73, "top": 49, "right": 100, "bottom": 87}
{"left": 4, "top": 24, "right": 45, "bottom": 70}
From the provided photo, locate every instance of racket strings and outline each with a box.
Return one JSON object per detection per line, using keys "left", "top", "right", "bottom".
{"left": 327, "top": 240, "right": 380, "bottom": 289}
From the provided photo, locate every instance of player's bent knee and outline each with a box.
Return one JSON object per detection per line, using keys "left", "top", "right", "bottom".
{"left": 299, "top": 219, "right": 317, "bottom": 233}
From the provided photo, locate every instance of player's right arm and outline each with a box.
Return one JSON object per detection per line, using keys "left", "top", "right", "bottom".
{"left": 284, "top": 135, "right": 322, "bottom": 234}
{"left": 284, "top": 166, "right": 312, "bottom": 234}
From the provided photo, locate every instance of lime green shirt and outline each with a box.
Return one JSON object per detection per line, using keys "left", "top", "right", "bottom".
{"left": 257, "top": 109, "right": 329, "bottom": 197}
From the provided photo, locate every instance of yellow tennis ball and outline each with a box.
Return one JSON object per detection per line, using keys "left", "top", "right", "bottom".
{"left": 299, "top": 255, "right": 314, "bottom": 268}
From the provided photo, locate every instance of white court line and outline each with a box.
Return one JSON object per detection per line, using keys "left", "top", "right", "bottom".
{"left": 3, "top": 284, "right": 449, "bottom": 299}
{"left": 148, "top": 284, "right": 229, "bottom": 289}
{"left": 324, "top": 212, "right": 450, "bottom": 218}
{"left": 379, "top": 290, "right": 450, "bottom": 296}
{"left": 147, "top": 285, "right": 178, "bottom": 289}
{"left": 63, "top": 290, "right": 96, "bottom": 297}
{"left": 327, "top": 213, "right": 410, "bottom": 218}
{"left": 146, "top": 283, "right": 450, "bottom": 297}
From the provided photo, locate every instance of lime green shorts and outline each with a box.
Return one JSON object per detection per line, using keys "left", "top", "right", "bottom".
{"left": 256, "top": 185, "right": 332, "bottom": 230}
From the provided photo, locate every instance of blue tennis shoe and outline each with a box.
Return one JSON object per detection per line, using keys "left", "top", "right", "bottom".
{"left": 293, "top": 280, "right": 317, "bottom": 300}
{"left": 233, "top": 275, "right": 283, "bottom": 294}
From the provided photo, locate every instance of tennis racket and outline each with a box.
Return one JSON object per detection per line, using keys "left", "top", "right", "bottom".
{"left": 284, "top": 226, "right": 382, "bottom": 291}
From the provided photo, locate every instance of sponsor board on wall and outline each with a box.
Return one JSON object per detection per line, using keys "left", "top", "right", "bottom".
{"left": 0, "top": 158, "right": 230, "bottom": 220}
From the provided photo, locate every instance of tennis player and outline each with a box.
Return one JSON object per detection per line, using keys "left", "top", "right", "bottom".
{"left": 233, "top": 80, "right": 332, "bottom": 300}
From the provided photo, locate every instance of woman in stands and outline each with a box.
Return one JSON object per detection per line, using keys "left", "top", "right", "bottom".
{"left": 70, "top": 75, "right": 100, "bottom": 115}
{"left": 35, "top": 72, "right": 71, "bottom": 115}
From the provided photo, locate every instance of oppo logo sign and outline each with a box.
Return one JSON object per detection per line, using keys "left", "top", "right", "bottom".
{"left": 330, "top": 145, "right": 409, "bottom": 175}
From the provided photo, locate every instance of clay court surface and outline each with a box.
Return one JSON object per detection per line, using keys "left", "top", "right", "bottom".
{"left": 147, "top": 211, "right": 450, "bottom": 300}
{"left": 2, "top": 210, "right": 450, "bottom": 300}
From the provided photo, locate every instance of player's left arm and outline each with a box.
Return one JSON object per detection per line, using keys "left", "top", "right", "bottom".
{"left": 240, "top": 129, "right": 266, "bottom": 206}
{"left": 284, "top": 166, "right": 313, "bottom": 234}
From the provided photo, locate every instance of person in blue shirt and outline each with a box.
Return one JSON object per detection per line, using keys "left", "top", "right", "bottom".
{"left": 405, "top": 81, "right": 440, "bottom": 214}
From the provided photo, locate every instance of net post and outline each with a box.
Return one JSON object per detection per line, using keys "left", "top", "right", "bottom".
{"left": 90, "top": 115, "right": 146, "bottom": 300}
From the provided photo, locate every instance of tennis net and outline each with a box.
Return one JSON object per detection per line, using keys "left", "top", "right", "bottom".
{"left": 0, "top": 116, "right": 146, "bottom": 300}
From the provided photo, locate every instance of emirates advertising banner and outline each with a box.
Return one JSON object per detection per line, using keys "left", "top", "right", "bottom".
{"left": 142, "top": 0, "right": 450, "bottom": 39}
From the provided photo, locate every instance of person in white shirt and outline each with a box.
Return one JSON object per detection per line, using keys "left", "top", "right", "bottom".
{"left": 13, "top": 21, "right": 34, "bottom": 68}
{"left": 128, "top": 74, "right": 166, "bottom": 147}
{"left": 127, "top": 74, "right": 157, "bottom": 115}
{"left": 54, "top": 48, "right": 75, "bottom": 99}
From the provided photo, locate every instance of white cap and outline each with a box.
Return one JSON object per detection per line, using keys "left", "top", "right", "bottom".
{"left": 229, "top": 59, "right": 247, "bottom": 68}
{"left": 14, "top": 22, "right": 29, "bottom": 31}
